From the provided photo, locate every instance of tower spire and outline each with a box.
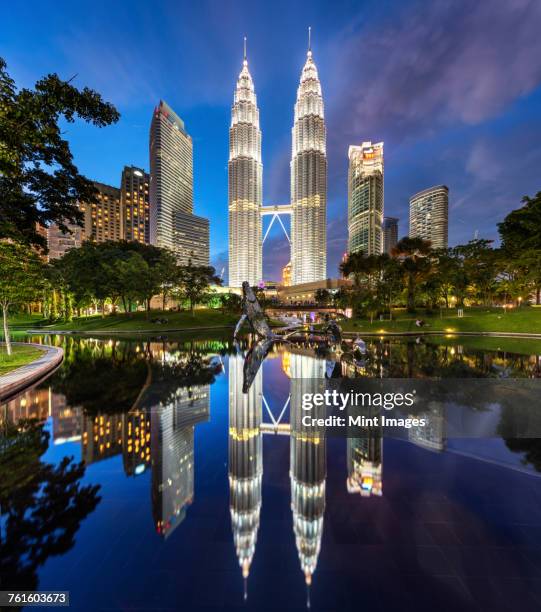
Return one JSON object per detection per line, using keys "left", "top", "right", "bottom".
{"left": 244, "top": 36, "right": 247, "bottom": 63}
{"left": 308, "top": 26, "right": 312, "bottom": 55}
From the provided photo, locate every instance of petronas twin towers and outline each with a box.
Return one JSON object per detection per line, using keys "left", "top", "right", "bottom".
{"left": 229, "top": 33, "right": 327, "bottom": 287}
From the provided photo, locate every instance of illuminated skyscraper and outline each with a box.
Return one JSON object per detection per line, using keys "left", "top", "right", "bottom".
{"left": 150, "top": 100, "right": 208, "bottom": 264}
{"left": 79, "top": 181, "right": 122, "bottom": 243}
{"left": 228, "top": 40, "right": 262, "bottom": 288}
{"left": 348, "top": 142, "right": 384, "bottom": 255}
{"left": 121, "top": 166, "right": 150, "bottom": 244}
{"left": 409, "top": 185, "right": 449, "bottom": 249}
{"left": 228, "top": 352, "right": 262, "bottom": 596}
{"left": 291, "top": 31, "right": 327, "bottom": 284}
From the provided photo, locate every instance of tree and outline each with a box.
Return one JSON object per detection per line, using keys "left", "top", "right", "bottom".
{"left": 0, "top": 58, "right": 119, "bottom": 249}
{"left": 498, "top": 192, "right": 541, "bottom": 253}
{"left": 499, "top": 193, "right": 541, "bottom": 304}
{"left": 0, "top": 240, "right": 44, "bottom": 354}
{"left": 392, "top": 237, "right": 433, "bottom": 312}
{"left": 0, "top": 419, "right": 101, "bottom": 590}
{"left": 315, "top": 288, "right": 331, "bottom": 307}
{"left": 219, "top": 292, "right": 242, "bottom": 315}
{"left": 454, "top": 239, "right": 499, "bottom": 305}
{"left": 174, "top": 261, "right": 222, "bottom": 316}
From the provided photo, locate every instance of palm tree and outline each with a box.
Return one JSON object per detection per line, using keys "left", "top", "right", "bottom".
{"left": 392, "top": 237, "right": 433, "bottom": 312}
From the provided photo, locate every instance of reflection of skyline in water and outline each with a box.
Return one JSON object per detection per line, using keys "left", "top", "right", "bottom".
{"left": 2, "top": 335, "right": 541, "bottom": 605}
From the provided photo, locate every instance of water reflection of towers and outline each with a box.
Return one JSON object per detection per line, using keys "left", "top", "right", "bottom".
{"left": 289, "top": 353, "right": 326, "bottom": 587}
{"left": 228, "top": 352, "right": 262, "bottom": 591}
{"left": 347, "top": 413, "right": 383, "bottom": 497}
{"left": 151, "top": 386, "right": 210, "bottom": 539}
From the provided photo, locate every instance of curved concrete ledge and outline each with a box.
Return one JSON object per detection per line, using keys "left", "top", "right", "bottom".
{"left": 0, "top": 343, "right": 64, "bottom": 402}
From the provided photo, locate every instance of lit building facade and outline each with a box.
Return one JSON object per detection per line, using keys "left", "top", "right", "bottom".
{"left": 80, "top": 181, "right": 122, "bottom": 243}
{"left": 291, "top": 43, "right": 327, "bottom": 284}
{"left": 228, "top": 45, "right": 263, "bottom": 287}
{"left": 347, "top": 142, "right": 384, "bottom": 256}
{"left": 409, "top": 185, "right": 449, "bottom": 249}
{"left": 382, "top": 216, "right": 399, "bottom": 255}
{"left": 150, "top": 100, "right": 197, "bottom": 258}
{"left": 121, "top": 166, "right": 150, "bottom": 244}
{"left": 282, "top": 261, "right": 292, "bottom": 287}
{"left": 173, "top": 210, "right": 209, "bottom": 266}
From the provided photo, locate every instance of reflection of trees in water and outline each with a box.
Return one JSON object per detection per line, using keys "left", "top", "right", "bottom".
{"left": 498, "top": 402, "right": 541, "bottom": 473}
{"left": 0, "top": 420, "right": 100, "bottom": 590}
{"left": 338, "top": 339, "right": 537, "bottom": 379}
{"left": 49, "top": 338, "right": 225, "bottom": 416}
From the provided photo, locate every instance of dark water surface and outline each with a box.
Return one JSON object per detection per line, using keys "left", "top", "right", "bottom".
{"left": 2, "top": 335, "right": 541, "bottom": 612}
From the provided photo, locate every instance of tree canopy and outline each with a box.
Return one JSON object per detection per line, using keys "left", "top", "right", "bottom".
{"left": 0, "top": 57, "right": 119, "bottom": 249}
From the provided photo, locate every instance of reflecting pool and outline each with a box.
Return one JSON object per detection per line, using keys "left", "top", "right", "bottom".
{"left": 2, "top": 335, "right": 541, "bottom": 611}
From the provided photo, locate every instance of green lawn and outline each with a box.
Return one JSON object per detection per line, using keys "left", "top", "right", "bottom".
{"left": 339, "top": 306, "right": 541, "bottom": 335}
{"left": 39, "top": 309, "right": 241, "bottom": 332}
{"left": 7, "top": 313, "right": 47, "bottom": 328}
{"left": 0, "top": 344, "right": 45, "bottom": 375}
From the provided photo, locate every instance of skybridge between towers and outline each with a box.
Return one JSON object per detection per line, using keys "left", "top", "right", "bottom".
{"left": 261, "top": 204, "right": 292, "bottom": 245}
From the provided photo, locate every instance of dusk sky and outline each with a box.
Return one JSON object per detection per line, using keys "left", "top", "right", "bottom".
{"left": 4, "top": 0, "right": 541, "bottom": 281}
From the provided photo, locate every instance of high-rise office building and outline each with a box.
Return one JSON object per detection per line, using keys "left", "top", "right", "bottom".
{"left": 409, "top": 185, "right": 449, "bottom": 249}
{"left": 80, "top": 181, "right": 122, "bottom": 243}
{"left": 228, "top": 42, "right": 262, "bottom": 287}
{"left": 150, "top": 100, "right": 209, "bottom": 264}
{"left": 347, "top": 142, "right": 384, "bottom": 256}
{"left": 382, "top": 216, "right": 399, "bottom": 255}
{"left": 173, "top": 210, "right": 209, "bottom": 266}
{"left": 121, "top": 166, "right": 150, "bottom": 244}
{"left": 291, "top": 36, "right": 327, "bottom": 284}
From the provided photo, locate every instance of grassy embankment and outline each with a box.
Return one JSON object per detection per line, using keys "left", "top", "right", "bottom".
{"left": 0, "top": 344, "right": 45, "bottom": 375}
{"left": 20, "top": 309, "right": 240, "bottom": 332}
{"left": 340, "top": 307, "right": 541, "bottom": 335}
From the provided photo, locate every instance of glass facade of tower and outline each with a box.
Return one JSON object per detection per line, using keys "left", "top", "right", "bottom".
{"left": 291, "top": 49, "right": 327, "bottom": 285}
{"left": 79, "top": 181, "right": 122, "bottom": 243}
{"left": 228, "top": 55, "right": 263, "bottom": 288}
{"left": 347, "top": 142, "right": 384, "bottom": 256}
{"left": 409, "top": 185, "right": 449, "bottom": 249}
{"left": 121, "top": 166, "right": 150, "bottom": 244}
{"left": 149, "top": 100, "right": 209, "bottom": 264}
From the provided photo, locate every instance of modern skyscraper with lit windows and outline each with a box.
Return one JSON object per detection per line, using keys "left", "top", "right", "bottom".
{"left": 347, "top": 141, "right": 384, "bottom": 256}
{"left": 228, "top": 42, "right": 263, "bottom": 288}
{"left": 121, "top": 165, "right": 150, "bottom": 244}
{"left": 150, "top": 100, "right": 209, "bottom": 264}
{"left": 409, "top": 185, "right": 449, "bottom": 249}
{"left": 291, "top": 34, "right": 327, "bottom": 284}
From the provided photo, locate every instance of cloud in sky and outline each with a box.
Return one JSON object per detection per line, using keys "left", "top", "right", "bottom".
{"left": 327, "top": 0, "right": 541, "bottom": 150}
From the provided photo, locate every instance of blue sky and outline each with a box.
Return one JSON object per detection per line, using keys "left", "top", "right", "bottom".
{"left": 3, "top": 0, "right": 541, "bottom": 281}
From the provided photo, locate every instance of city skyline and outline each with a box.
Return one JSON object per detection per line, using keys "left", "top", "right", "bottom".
{"left": 4, "top": 0, "right": 541, "bottom": 281}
